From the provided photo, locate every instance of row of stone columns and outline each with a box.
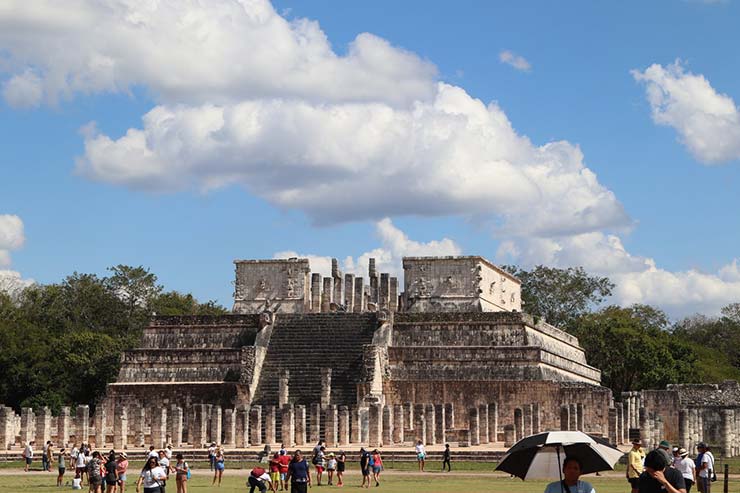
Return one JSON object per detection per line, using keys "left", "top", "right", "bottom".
{"left": 309, "top": 258, "right": 399, "bottom": 313}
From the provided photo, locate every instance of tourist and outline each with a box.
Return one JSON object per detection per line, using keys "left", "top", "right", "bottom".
{"left": 442, "top": 443, "right": 451, "bottom": 472}
{"left": 371, "top": 449, "right": 383, "bottom": 487}
{"left": 695, "top": 443, "right": 714, "bottom": 493}
{"left": 675, "top": 448, "right": 696, "bottom": 493}
{"left": 659, "top": 440, "right": 674, "bottom": 466}
{"left": 627, "top": 438, "right": 644, "bottom": 493}
{"left": 326, "top": 452, "right": 337, "bottom": 486}
{"left": 415, "top": 440, "right": 426, "bottom": 472}
{"left": 336, "top": 451, "right": 346, "bottom": 487}
{"left": 22, "top": 440, "right": 34, "bottom": 472}
{"left": 543, "top": 457, "right": 595, "bottom": 493}
{"left": 104, "top": 452, "right": 119, "bottom": 493}
{"left": 158, "top": 449, "right": 172, "bottom": 478}
{"left": 312, "top": 440, "right": 325, "bottom": 457}
{"left": 248, "top": 466, "right": 273, "bottom": 493}
{"left": 57, "top": 447, "right": 68, "bottom": 487}
{"left": 269, "top": 452, "right": 281, "bottom": 492}
{"left": 278, "top": 449, "right": 292, "bottom": 491}
{"left": 208, "top": 442, "right": 217, "bottom": 471}
{"left": 359, "top": 448, "right": 371, "bottom": 489}
{"left": 280, "top": 443, "right": 288, "bottom": 456}
{"left": 136, "top": 455, "right": 167, "bottom": 493}
{"left": 87, "top": 451, "right": 104, "bottom": 493}
{"left": 313, "top": 446, "right": 326, "bottom": 486}
{"left": 148, "top": 446, "right": 158, "bottom": 459}
{"left": 75, "top": 446, "right": 88, "bottom": 485}
{"left": 286, "top": 450, "right": 311, "bottom": 493}
{"left": 117, "top": 452, "right": 129, "bottom": 493}
{"left": 174, "top": 453, "right": 190, "bottom": 493}
{"left": 164, "top": 445, "right": 173, "bottom": 461}
{"left": 43, "top": 440, "right": 53, "bottom": 472}
{"left": 639, "top": 449, "right": 686, "bottom": 493}
{"left": 212, "top": 446, "right": 225, "bottom": 486}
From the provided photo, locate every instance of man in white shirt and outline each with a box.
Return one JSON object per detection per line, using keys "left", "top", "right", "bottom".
{"left": 22, "top": 441, "right": 34, "bottom": 472}
{"left": 164, "top": 445, "right": 173, "bottom": 460}
{"left": 696, "top": 443, "right": 714, "bottom": 493}
{"left": 247, "top": 468, "right": 272, "bottom": 493}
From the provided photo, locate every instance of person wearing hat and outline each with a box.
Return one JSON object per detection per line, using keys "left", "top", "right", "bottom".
{"left": 695, "top": 443, "right": 714, "bottom": 493}
{"left": 674, "top": 448, "right": 696, "bottom": 493}
{"left": 658, "top": 440, "right": 674, "bottom": 466}
{"left": 117, "top": 452, "right": 129, "bottom": 493}
{"left": 627, "top": 438, "right": 645, "bottom": 493}
{"left": 639, "top": 449, "right": 687, "bottom": 493}
{"left": 326, "top": 453, "right": 337, "bottom": 486}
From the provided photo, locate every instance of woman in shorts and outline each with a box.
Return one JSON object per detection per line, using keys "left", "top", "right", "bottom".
{"left": 212, "top": 447, "right": 225, "bottom": 486}
{"left": 57, "top": 448, "right": 67, "bottom": 487}
{"left": 86, "top": 451, "right": 104, "bottom": 493}
{"left": 269, "top": 452, "right": 281, "bottom": 492}
{"left": 371, "top": 450, "right": 383, "bottom": 487}
{"left": 326, "top": 453, "right": 337, "bottom": 486}
{"left": 175, "top": 453, "right": 190, "bottom": 493}
{"left": 336, "top": 451, "right": 346, "bottom": 487}
{"left": 415, "top": 440, "right": 426, "bottom": 472}
{"left": 117, "top": 452, "right": 129, "bottom": 493}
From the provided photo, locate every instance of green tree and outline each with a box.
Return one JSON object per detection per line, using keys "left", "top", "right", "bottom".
{"left": 151, "top": 291, "right": 228, "bottom": 316}
{"left": 503, "top": 265, "right": 614, "bottom": 330}
{"left": 106, "top": 265, "right": 162, "bottom": 329}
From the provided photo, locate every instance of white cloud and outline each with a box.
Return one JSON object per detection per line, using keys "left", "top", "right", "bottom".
{"left": 498, "top": 232, "right": 740, "bottom": 317}
{"left": 0, "top": 214, "right": 25, "bottom": 267}
{"left": 633, "top": 61, "right": 740, "bottom": 163}
{"left": 0, "top": 270, "right": 34, "bottom": 300}
{"left": 0, "top": 0, "right": 436, "bottom": 107}
{"left": 499, "top": 50, "right": 532, "bottom": 72}
{"left": 2, "top": 69, "right": 44, "bottom": 108}
{"left": 75, "top": 83, "right": 629, "bottom": 235}
{"left": 275, "top": 217, "right": 461, "bottom": 279}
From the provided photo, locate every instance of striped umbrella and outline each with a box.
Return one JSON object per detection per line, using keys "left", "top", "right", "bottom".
{"left": 495, "top": 431, "right": 624, "bottom": 480}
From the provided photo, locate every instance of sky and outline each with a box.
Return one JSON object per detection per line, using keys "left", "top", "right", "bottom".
{"left": 1, "top": 0, "right": 740, "bottom": 319}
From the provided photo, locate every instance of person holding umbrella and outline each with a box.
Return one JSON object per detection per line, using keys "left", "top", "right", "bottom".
{"left": 543, "top": 457, "right": 595, "bottom": 493}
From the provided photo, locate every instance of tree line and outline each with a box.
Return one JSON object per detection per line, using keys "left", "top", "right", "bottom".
{"left": 0, "top": 264, "right": 738, "bottom": 412}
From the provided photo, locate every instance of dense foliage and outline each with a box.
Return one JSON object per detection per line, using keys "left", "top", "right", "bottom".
{"left": 0, "top": 266, "right": 227, "bottom": 412}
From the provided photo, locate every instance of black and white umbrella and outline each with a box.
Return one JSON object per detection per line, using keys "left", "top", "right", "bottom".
{"left": 495, "top": 431, "right": 624, "bottom": 480}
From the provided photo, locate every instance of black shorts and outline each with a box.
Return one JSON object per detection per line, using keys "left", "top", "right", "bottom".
{"left": 361, "top": 468, "right": 370, "bottom": 476}
{"left": 291, "top": 482, "right": 308, "bottom": 493}
{"left": 59, "top": 468, "right": 66, "bottom": 475}
{"left": 337, "top": 463, "right": 345, "bottom": 472}
{"left": 628, "top": 478, "right": 639, "bottom": 487}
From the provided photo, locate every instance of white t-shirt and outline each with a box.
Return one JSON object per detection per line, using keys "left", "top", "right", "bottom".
{"left": 71, "top": 447, "right": 79, "bottom": 460}
{"left": 415, "top": 444, "right": 425, "bottom": 456}
{"left": 675, "top": 457, "right": 695, "bottom": 481}
{"left": 23, "top": 445, "right": 33, "bottom": 458}
{"left": 76, "top": 454, "right": 86, "bottom": 468}
{"left": 208, "top": 446, "right": 216, "bottom": 456}
{"left": 159, "top": 457, "right": 170, "bottom": 472}
{"left": 699, "top": 453, "right": 712, "bottom": 478}
{"left": 140, "top": 466, "right": 167, "bottom": 488}
{"left": 72, "top": 477, "right": 82, "bottom": 489}
{"left": 544, "top": 480, "right": 595, "bottom": 493}
{"left": 255, "top": 472, "right": 272, "bottom": 484}
{"left": 148, "top": 450, "right": 159, "bottom": 459}
{"left": 165, "top": 448, "right": 173, "bottom": 459}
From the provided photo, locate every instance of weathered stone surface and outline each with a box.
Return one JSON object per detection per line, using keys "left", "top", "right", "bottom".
{"left": 281, "top": 405, "right": 295, "bottom": 447}
{"left": 325, "top": 405, "right": 338, "bottom": 447}
{"left": 233, "top": 258, "right": 311, "bottom": 314}
{"left": 338, "top": 406, "right": 350, "bottom": 446}
{"left": 295, "top": 405, "right": 306, "bottom": 446}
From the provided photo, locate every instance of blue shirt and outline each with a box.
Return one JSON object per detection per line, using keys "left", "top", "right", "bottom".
{"left": 544, "top": 480, "right": 595, "bottom": 493}
{"left": 288, "top": 460, "right": 310, "bottom": 482}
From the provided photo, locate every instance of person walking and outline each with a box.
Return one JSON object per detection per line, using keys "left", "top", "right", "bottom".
{"left": 277, "top": 450, "right": 291, "bottom": 491}
{"left": 269, "top": 452, "right": 281, "bottom": 492}
{"left": 695, "top": 443, "right": 713, "bottom": 493}
{"left": 359, "top": 448, "right": 371, "bottom": 489}
{"left": 627, "top": 438, "right": 645, "bottom": 493}
{"left": 336, "top": 451, "right": 346, "bottom": 487}
{"left": 86, "top": 451, "right": 104, "bottom": 493}
{"left": 639, "top": 449, "right": 686, "bottom": 493}
{"left": 286, "top": 450, "right": 311, "bottom": 493}
{"left": 136, "top": 456, "right": 166, "bottom": 493}
{"left": 442, "top": 443, "right": 451, "bottom": 472}
{"left": 212, "top": 446, "right": 225, "bottom": 487}
{"left": 371, "top": 450, "right": 383, "bottom": 487}
{"left": 415, "top": 440, "right": 426, "bottom": 472}
{"left": 104, "top": 452, "right": 119, "bottom": 493}
{"left": 117, "top": 452, "right": 129, "bottom": 493}
{"left": 174, "top": 454, "right": 190, "bottom": 493}
{"left": 22, "top": 440, "right": 34, "bottom": 472}
{"left": 326, "top": 453, "right": 337, "bottom": 486}
{"left": 313, "top": 446, "right": 326, "bottom": 486}
{"left": 207, "top": 443, "right": 217, "bottom": 472}
{"left": 675, "top": 448, "right": 696, "bottom": 493}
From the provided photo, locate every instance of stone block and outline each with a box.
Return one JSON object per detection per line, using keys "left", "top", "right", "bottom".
{"left": 382, "top": 405, "right": 393, "bottom": 446}
{"left": 424, "top": 404, "right": 436, "bottom": 445}
{"left": 281, "top": 405, "right": 295, "bottom": 447}
{"left": 250, "top": 405, "right": 262, "bottom": 446}
{"left": 350, "top": 406, "right": 361, "bottom": 444}
{"left": 325, "top": 405, "right": 338, "bottom": 447}
{"left": 236, "top": 406, "right": 250, "bottom": 448}
{"left": 392, "top": 405, "right": 404, "bottom": 444}
{"left": 209, "top": 406, "right": 222, "bottom": 445}
{"left": 294, "top": 405, "right": 306, "bottom": 446}
{"left": 169, "top": 406, "right": 183, "bottom": 447}
{"left": 76, "top": 405, "right": 89, "bottom": 445}
{"left": 151, "top": 408, "right": 167, "bottom": 449}
{"left": 57, "top": 407, "right": 71, "bottom": 447}
{"left": 488, "top": 402, "right": 498, "bottom": 442}
{"left": 36, "top": 407, "right": 52, "bottom": 448}
{"left": 338, "top": 406, "right": 350, "bottom": 446}
{"left": 479, "top": 404, "right": 489, "bottom": 444}
{"left": 468, "top": 407, "right": 480, "bottom": 446}
{"left": 113, "top": 407, "right": 128, "bottom": 449}
{"left": 309, "top": 403, "right": 321, "bottom": 443}
{"left": 94, "top": 407, "right": 106, "bottom": 448}
{"left": 368, "top": 404, "right": 382, "bottom": 447}
{"left": 223, "top": 409, "right": 235, "bottom": 446}
{"left": 434, "top": 404, "right": 445, "bottom": 446}
{"left": 264, "top": 405, "right": 276, "bottom": 445}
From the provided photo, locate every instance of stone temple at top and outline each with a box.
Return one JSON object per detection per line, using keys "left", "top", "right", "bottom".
{"left": 92, "top": 254, "right": 740, "bottom": 455}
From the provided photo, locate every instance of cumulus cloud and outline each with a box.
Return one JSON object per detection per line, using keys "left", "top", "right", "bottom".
{"left": 274, "top": 217, "right": 461, "bottom": 279}
{"left": 0, "top": 0, "right": 436, "bottom": 107}
{"left": 0, "top": 270, "right": 34, "bottom": 299}
{"left": 498, "top": 232, "right": 740, "bottom": 317}
{"left": 499, "top": 50, "right": 531, "bottom": 72}
{"left": 0, "top": 215, "right": 32, "bottom": 298}
{"left": 633, "top": 61, "right": 740, "bottom": 163}
{"left": 75, "top": 83, "right": 629, "bottom": 235}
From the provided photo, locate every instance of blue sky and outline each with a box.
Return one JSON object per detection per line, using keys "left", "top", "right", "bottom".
{"left": 1, "top": 0, "right": 739, "bottom": 318}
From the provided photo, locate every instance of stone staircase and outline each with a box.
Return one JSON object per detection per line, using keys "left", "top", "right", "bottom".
{"left": 252, "top": 313, "right": 377, "bottom": 406}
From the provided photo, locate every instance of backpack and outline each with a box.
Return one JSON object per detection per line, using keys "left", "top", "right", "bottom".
{"left": 251, "top": 467, "right": 266, "bottom": 478}
{"left": 185, "top": 463, "right": 191, "bottom": 480}
{"left": 312, "top": 453, "right": 320, "bottom": 465}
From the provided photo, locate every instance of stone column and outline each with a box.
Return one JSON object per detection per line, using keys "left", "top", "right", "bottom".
{"left": 223, "top": 409, "right": 235, "bottom": 447}
{"left": 569, "top": 403, "right": 578, "bottom": 431}
{"left": 503, "top": 424, "right": 516, "bottom": 447}
{"left": 311, "top": 273, "right": 321, "bottom": 312}
{"left": 532, "top": 403, "right": 541, "bottom": 434}
{"left": 721, "top": 408, "right": 733, "bottom": 458}
{"left": 338, "top": 406, "right": 350, "bottom": 446}
{"left": 36, "top": 407, "right": 52, "bottom": 448}
{"left": 279, "top": 405, "right": 294, "bottom": 447}
{"left": 20, "top": 407, "right": 34, "bottom": 445}
{"left": 321, "top": 369, "right": 332, "bottom": 408}
{"left": 294, "top": 405, "right": 306, "bottom": 446}
{"left": 382, "top": 405, "right": 393, "bottom": 446}
{"left": 235, "top": 405, "right": 249, "bottom": 448}
{"left": 325, "top": 405, "right": 338, "bottom": 447}
{"left": 478, "top": 404, "right": 489, "bottom": 444}
{"left": 405, "top": 403, "right": 414, "bottom": 430}
{"left": 332, "top": 259, "right": 343, "bottom": 307}
{"left": 608, "top": 408, "right": 618, "bottom": 445}
{"left": 368, "top": 404, "right": 382, "bottom": 447}
{"left": 392, "top": 405, "right": 404, "bottom": 444}
{"left": 353, "top": 277, "right": 365, "bottom": 313}
{"left": 321, "top": 277, "right": 332, "bottom": 312}
{"left": 113, "top": 405, "right": 127, "bottom": 450}
{"left": 350, "top": 406, "right": 361, "bottom": 444}
{"left": 76, "top": 405, "right": 89, "bottom": 445}
{"left": 360, "top": 407, "right": 370, "bottom": 444}
{"left": 468, "top": 407, "right": 480, "bottom": 446}
{"left": 434, "top": 404, "right": 445, "bottom": 445}
{"left": 413, "top": 404, "right": 426, "bottom": 444}
{"left": 264, "top": 405, "right": 276, "bottom": 445}
{"left": 616, "top": 404, "right": 624, "bottom": 444}
{"left": 250, "top": 405, "right": 262, "bottom": 446}
{"left": 151, "top": 408, "right": 167, "bottom": 449}
{"left": 576, "top": 403, "right": 585, "bottom": 433}
{"left": 309, "top": 403, "right": 321, "bottom": 444}
{"left": 678, "top": 409, "right": 689, "bottom": 453}
{"left": 279, "top": 370, "right": 290, "bottom": 408}
{"left": 514, "top": 408, "right": 524, "bottom": 442}
{"left": 425, "top": 404, "right": 436, "bottom": 445}
{"left": 523, "top": 404, "right": 533, "bottom": 437}
{"left": 94, "top": 407, "right": 106, "bottom": 448}
{"left": 0, "top": 407, "right": 14, "bottom": 450}
{"left": 169, "top": 406, "right": 183, "bottom": 447}
{"left": 133, "top": 406, "right": 145, "bottom": 447}
{"left": 560, "top": 406, "right": 569, "bottom": 431}
{"left": 379, "top": 273, "right": 390, "bottom": 309}
{"left": 57, "top": 407, "right": 71, "bottom": 447}
{"left": 344, "top": 274, "right": 355, "bottom": 313}
{"left": 688, "top": 408, "right": 698, "bottom": 454}
{"left": 389, "top": 278, "right": 399, "bottom": 311}
{"left": 638, "top": 407, "right": 650, "bottom": 450}
{"left": 444, "top": 403, "right": 454, "bottom": 430}
{"left": 210, "top": 406, "right": 222, "bottom": 445}
{"left": 191, "top": 404, "right": 207, "bottom": 448}
{"left": 488, "top": 402, "right": 498, "bottom": 442}
{"left": 369, "top": 259, "right": 379, "bottom": 306}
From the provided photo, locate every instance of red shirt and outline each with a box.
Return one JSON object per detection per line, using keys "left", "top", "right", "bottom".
{"left": 277, "top": 455, "right": 291, "bottom": 473}
{"left": 269, "top": 459, "right": 280, "bottom": 473}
